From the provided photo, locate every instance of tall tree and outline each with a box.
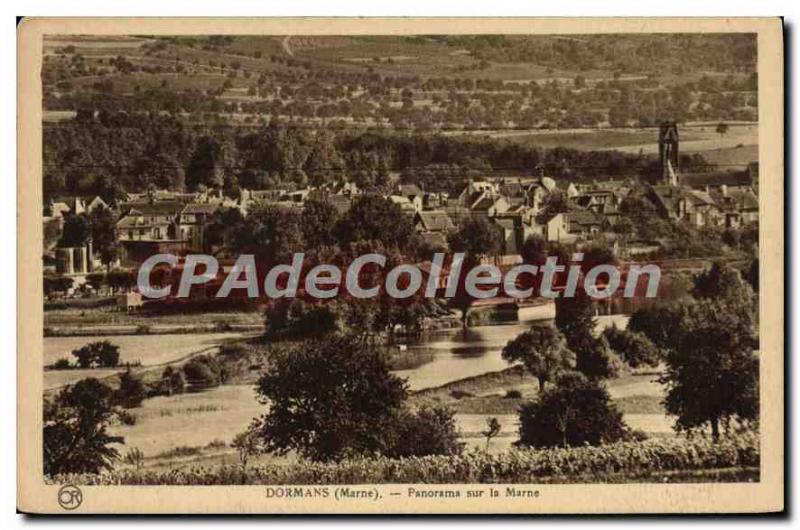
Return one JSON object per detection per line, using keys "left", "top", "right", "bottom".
{"left": 301, "top": 198, "right": 339, "bottom": 248}
{"left": 660, "top": 299, "right": 759, "bottom": 441}
{"left": 254, "top": 335, "right": 408, "bottom": 461}
{"left": 502, "top": 324, "right": 575, "bottom": 393}
{"left": 43, "top": 378, "right": 123, "bottom": 476}
{"left": 88, "top": 206, "right": 118, "bottom": 268}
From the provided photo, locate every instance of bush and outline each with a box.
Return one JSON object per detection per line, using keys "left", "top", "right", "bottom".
{"left": 387, "top": 406, "right": 463, "bottom": 458}
{"left": 518, "top": 372, "right": 630, "bottom": 448}
{"left": 117, "top": 409, "right": 138, "bottom": 426}
{"left": 115, "top": 370, "right": 147, "bottom": 408}
{"left": 55, "top": 432, "right": 759, "bottom": 485}
{"left": 182, "top": 355, "right": 226, "bottom": 391}
{"left": 603, "top": 325, "right": 661, "bottom": 368}
{"left": 504, "top": 389, "right": 522, "bottom": 399}
{"left": 160, "top": 366, "right": 186, "bottom": 396}
{"left": 71, "top": 340, "right": 121, "bottom": 368}
{"left": 52, "top": 358, "right": 72, "bottom": 370}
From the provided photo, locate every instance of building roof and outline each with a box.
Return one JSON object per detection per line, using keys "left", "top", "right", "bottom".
{"left": 415, "top": 210, "right": 455, "bottom": 232}
{"left": 181, "top": 203, "right": 220, "bottom": 215}
{"left": 684, "top": 189, "right": 717, "bottom": 207}
{"left": 568, "top": 209, "right": 603, "bottom": 227}
{"left": 119, "top": 201, "right": 184, "bottom": 216}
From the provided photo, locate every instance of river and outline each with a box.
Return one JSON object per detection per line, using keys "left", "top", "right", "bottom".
{"left": 395, "top": 304, "right": 630, "bottom": 390}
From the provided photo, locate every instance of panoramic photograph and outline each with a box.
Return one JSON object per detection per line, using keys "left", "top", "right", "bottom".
{"left": 39, "top": 32, "right": 761, "bottom": 488}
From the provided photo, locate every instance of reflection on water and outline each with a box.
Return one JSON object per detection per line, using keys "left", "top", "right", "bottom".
{"left": 393, "top": 302, "right": 630, "bottom": 391}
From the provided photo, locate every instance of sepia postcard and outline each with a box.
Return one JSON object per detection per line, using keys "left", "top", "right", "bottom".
{"left": 17, "top": 17, "right": 784, "bottom": 514}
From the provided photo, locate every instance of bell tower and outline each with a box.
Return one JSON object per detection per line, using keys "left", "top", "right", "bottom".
{"left": 658, "top": 122, "right": 679, "bottom": 186}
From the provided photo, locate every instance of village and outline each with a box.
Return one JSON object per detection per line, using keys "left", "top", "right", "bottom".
{"left": 43, "top": 122, "right": 758, "bottom": 308}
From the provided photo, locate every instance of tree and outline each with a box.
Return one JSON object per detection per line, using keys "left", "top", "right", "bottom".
{"left": 446, "top": 218, "right": 503, "bottom": 326}
{"left": 628, "top": 302, "right": 689, "bottom": 352}
{"left": 44, "top": 275, "right": 74, "bottom": 297}
{"left": 659, "top": 299, "right": 759, "bottom": 441}
{"left": 115, "top": 369, "right": 146, "bottom": 409}
{"left": 232, "top": 421, "right": 263, "bottom": 469}
{"left": 603, "top": 324, "right": 661, "bottom": 368}
{"left": 183, "top": 355, "right": 226, "bottom": 391}
{"left": 71, "top": 340, "right": 120, "bottom": 369}
{"left": 301, "top": 198, "right": 339, "bottom": 248}
{"left": 186, "top": 135, "right": 229, "bottom": 190}
{"left": 160, "top": 366, "right": 185, "bottom": 396}
{"left": 58, "top": 213, "right": 90, "bottom": 247}
{"left": 571, "top": 333, "right": 623, "bottom": 380}
{"left": 335, "top": 195, "right": 419, "bottom": 254}
{"left": 88, "top": 206, "right": 118, "bottom": 268}
{"left": 264, "top": 299, "right": 346, "bottom": 340}
{"left": 254, "top": 335, "right": 408, "bottom": 461}
{"left": 517, "top": 372, "right": 630, "bottom": 448}
{"left": 555, "top": 291, "right": 596, "bottom": 348}
{"left": 502, "top": 324, "right": 575, "bottom": 393}
{"left": 44, "top": 378, "right": 123, "bottom": 476}
{"left": 229, "top": 204, "right": 303, "bottom": 260}
{"left": 482, "top": 416, "right": 502, "bottom": 451}
{"left": 716, "top": 122, "right": 729, "bottom": 136}
{"left": 692, "top": 261, "right": 755, "bottom": 306}
{"left": 447, "top": 216, "right": 502, "bottom": 257}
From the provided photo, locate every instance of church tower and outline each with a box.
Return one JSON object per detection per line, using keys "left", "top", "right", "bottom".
{"left": 658, "top": 122, "right": 679, "bottom": 186}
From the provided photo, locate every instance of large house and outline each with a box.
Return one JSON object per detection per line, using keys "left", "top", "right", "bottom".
{"left": 116, "top": 201, "right": 187, "bottom": 266}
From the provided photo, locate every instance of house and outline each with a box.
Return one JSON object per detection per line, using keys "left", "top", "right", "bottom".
{"left": 568, "top": 209, "right": 604, "bottom": 238}
{"left": 470, "top": 195, "right": 509, "bottom": 217}
{"left": 116, "top": 201, "right": 186, "bottom": 266}
{"left": 530, "top": 212, "right": 570, "bottom": 242}
{"left": 117, "top": 201, "right": 184, "bottom": 242}
{"left": 709, "top": 186, "right": 759, "bottom": 228}
{"left": 179, "top": 203, "right": 220, "bottom": 251}
{"left": 389, "top": 195, "right": 420, "bottom": 214}
{"left": 646, "top": 185, "right": 686, "bottom": 221}
{"left": 683, "top": 189, "right": 720, "bottom": 227}
{"left": 47, "top": 195, "right": 108, "bottom": 218}
{"left": 414, "top": 210, "right": 455, "bottom": 233}
{"left": 494, "top": 216, "right": 522, "bottom": 255}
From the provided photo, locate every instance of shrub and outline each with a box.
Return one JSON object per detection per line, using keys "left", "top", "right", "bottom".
{"left": 122, "top": 447, "right": 144, "bottom": 469}
{"left": 117, "top": 410, "right": 138, "bottom": 426}
{"left": 182, "top": 355, "right": 225, "bottom": 391}
{"left": 160, "top": 366, "right": 186, "bottom": 396}
{"left": 115, "top": 370, "right": 147, "bottom": 409}
{"left": 52, "top": 358, "right": 72, "bottom": 370}
{"left": 387, "top": 406, "right": 463, "bottom": 458}
{"left": 518, "top": 372, "right": 629, "bottom": 448}
{"left": 603, "top": 325, "right": 661, "bottom": 368}
{"left": 71, "top": 340, "right": 121, "bottom": 368}
{"left": 504, "top": 389, "right": 522, "bottom": 399}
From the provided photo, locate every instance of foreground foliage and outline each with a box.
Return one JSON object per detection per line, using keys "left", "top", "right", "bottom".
{"left": 55, "top": 433, "right": 758, "bottom": 485}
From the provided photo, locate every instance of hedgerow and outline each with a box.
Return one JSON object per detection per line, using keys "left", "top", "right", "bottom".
{"left": 52, "top": 433, "right": 758, "bottom": 486}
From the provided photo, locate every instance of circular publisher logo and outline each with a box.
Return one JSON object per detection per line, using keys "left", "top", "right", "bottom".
{"left": 57, "top": 485, "right": 83, "bottom": 510}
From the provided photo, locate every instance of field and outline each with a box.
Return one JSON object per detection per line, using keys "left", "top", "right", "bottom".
{"left": 43, "top": 332, "right": 252, "bottom": 389}
{"left": 106, "top": 360, "right": 670, "bottom": 467}
{"left": 464, "top": 123, "right": 758, "bottom": 162}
